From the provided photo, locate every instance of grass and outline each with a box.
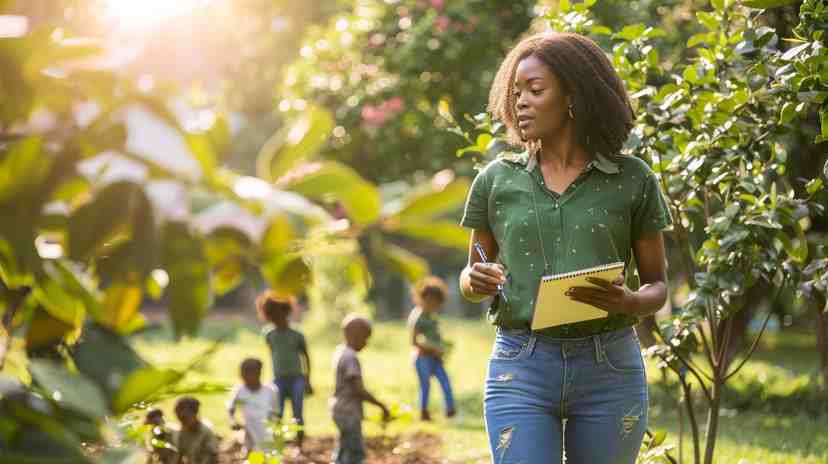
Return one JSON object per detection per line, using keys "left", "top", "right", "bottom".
{"left": 130, "top": 314, "right": 828, "bottom": 463}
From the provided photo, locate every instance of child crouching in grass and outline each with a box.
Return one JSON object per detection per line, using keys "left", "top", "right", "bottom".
{"left": 407, "top": 276, "right": 456, "bottom": 421}
{"left": 331, "top": 314, "right": 390, "bottom": 464}
{"left": 256, "top": 290, "right": 312, "bottom": 447}
{"left": 228, "top": 357, "right": 279, "bottom": 453}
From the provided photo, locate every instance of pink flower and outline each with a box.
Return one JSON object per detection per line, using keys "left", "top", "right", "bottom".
{"left": 384, "top": 96, "right": 405, "bottom": 113}
{"left": 430, "top": 0, "right": 444, "bottom": 11}
{"left": 434, "top": 15, "right": 450, "bottom": 33}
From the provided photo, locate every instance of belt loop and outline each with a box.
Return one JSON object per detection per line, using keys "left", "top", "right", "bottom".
{"left": 593, "top": 335, "right": 603, "bottom": 363}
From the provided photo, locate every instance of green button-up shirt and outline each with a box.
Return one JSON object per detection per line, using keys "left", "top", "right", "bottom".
{"left": 461, "top": 150, "right": 672, "bottom": 337}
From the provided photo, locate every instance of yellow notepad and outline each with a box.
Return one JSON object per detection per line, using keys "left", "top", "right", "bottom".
{"left": 530, "top": 262, "right": 625, "bottom": 331}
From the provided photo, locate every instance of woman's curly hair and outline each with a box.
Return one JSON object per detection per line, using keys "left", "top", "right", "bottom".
{"left": 488, "top": 32, "right": 634, "bottom": 156}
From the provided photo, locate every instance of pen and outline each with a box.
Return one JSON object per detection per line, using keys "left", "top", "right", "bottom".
{"left": 473, "top": 241, "right": 507, "bottom": 303}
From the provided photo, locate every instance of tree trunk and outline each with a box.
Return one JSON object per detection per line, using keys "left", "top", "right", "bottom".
{"left": 703, "top": 379, "right": 723, "bottom": 464}
{"left": 814, "top": 293, "right": 828, "bottom": 389}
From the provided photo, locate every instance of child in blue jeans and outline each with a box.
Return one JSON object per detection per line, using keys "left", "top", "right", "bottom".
{"left": 407, "top": 276, "right": 456, "bottom": 421}
{"left": 257, "top": 291, "right": 312, "bottom": 447}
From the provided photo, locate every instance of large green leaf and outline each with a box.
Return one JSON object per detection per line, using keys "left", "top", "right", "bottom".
{"left": 185, "top": 114, "right": 230, "bottom": 180}
{"left": 100, "top": 283, "right": 143, "bottom": 334}
{"left": 281, "top": 161, "right": 381, "bottom": 226}
{"left": 25, "top": 307, "right": 75, "bottom": 350}
{"left": 162, "top": 222, "right": 212, "bottom": 337}
{"left": 394, "top": 220, "right": 470, "bottom": 251}
{"left": 385, "top": 176, "right": 471, "bottom": 220}
{"left": 261, "top": 252, "right": 310, "bottom": 295}
{"left": 0, "top": 137, "right": 50, "bottom": 204}
{"left": 71, "top": 325, "right": 148, "bottom": 397}
{"left": 257, "top": 105, "right": 334, "bottom": 182}
{"left": 260, "top": 214, "right": 295, "bottom": 255}
{"left": 111, "top": 367, "right": 180, "bottom": 415}
{"left": 67, "top": 181, "right": 149, "bottom": 262}
{"left": 373, "top": 240, "right": 429, "bottom": 283}
{"left": 29, "top": 360, "right": 109, "bottom": 419}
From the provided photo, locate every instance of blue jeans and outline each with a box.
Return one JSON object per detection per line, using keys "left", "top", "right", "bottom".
{"left": 484, "top": 326, "right": 648, "bottom": 464}
{"left": 414, "top": 355, "right": 456, "bottom": 413}
{"left": 274, "top": 376, "right": 305, "bottom": 427}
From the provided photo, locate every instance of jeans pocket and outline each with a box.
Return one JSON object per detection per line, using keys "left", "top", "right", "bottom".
{"left": 491, "top": 331, "right": 529, "bottom": 361}
{"left": 603, "top": 331, "right": 645, "bottom": 373}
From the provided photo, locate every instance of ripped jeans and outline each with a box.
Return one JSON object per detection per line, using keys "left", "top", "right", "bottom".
{"left": 483, "top": 326, "right": 647, "bottom": 464}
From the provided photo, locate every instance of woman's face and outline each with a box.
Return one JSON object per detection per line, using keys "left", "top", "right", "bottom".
{"left": 513, "top": 55, "right": 570, "bottom": 142}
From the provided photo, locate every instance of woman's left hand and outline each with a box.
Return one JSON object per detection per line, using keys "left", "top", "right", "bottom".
{"left": 566, "top": 274, "right": 640, "bottom": 316}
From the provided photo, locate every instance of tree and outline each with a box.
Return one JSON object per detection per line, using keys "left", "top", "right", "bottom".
{"left": 280, "top": 0, "right": 535, "bottom": 183}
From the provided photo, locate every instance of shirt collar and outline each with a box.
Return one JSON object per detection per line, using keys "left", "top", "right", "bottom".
{"left": 501, "top": 149, "right": 620, "bottom": 175}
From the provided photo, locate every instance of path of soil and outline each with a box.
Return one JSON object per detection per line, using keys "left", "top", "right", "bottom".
{"left": 222, "top": 432, "right": 448, "bottom": 464}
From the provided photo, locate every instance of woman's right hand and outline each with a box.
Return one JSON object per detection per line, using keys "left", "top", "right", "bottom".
{"left": 468, "top": 262, "right": 506, "bottom": 296}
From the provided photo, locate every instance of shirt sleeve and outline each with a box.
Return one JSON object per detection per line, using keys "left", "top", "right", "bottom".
{"left": 460, "top": 165, "right": 492, "bottom": 230}
{"left": 632, "top": 170, "right": 673, "bottom": 239}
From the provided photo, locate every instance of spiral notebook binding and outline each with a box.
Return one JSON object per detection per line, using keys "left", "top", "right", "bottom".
{"left": 541, "top": 261, "right": 625, "bottom": 282}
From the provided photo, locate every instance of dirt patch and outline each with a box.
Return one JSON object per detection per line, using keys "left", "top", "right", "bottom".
{"left": 221, "top": 432, "right": 446, "bottom": 463}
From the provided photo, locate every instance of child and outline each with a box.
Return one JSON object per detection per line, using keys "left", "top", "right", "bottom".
{"left": 407, "top": 276, "right": 456, "bottom": 421}
{"left": 256, "top": 290, "right": 312, "bottom": 446}
{"left": 174, "top": 396, "right": 218, "bottom": 464}
{"left": 227, "top": 358, "right": 279, "bottom": 452}
{"left": 144, "top": 408, "right": 177, "bottom": 464}
{"left": 331, "top": 314, "right": 390, "bottom": 464}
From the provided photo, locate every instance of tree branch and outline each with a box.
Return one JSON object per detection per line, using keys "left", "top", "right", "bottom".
{"left": 724, "top": 276, "right": 787, "bottom": 381}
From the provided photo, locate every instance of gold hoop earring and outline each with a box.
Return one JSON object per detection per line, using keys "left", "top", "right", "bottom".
{"left": 568, "top": 104, "right": 575, "bottom": 120}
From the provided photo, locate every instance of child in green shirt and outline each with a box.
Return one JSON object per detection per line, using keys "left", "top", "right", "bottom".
{"left": 256, "top": 290, "right": 312, "bottom": 447}
{"left": 407, "top": 276, "right": 456, "bottom": 421}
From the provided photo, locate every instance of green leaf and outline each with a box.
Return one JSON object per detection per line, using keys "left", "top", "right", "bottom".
{"left": 281, "top": 161, "right": 381, "bottom": 226}
{"left": 260, "top": 253, "right": 310, "bottom": 295}
{"left": 712, "top": 0, "right": 725, "bottom": 10}
{"left": 741, "top": 0, "right": 798, "bottom": 8}
{"left": 590, "top": 25, "right": 612, "bottom": 36}
{"left": 373, "top": 241, "right": 429, "bottom": 283}
{"left": 261, "top": 214, "right": 295, "bottom": 255}
{"left": 779, "top": 101, "right": 797, "bottom": 124}
{"left": 821, "top": 106, "right": 828, "bottom": 140}
{"left": 395, "top": 221, "right": 470, "bottom": 251}
{"left": 111, "top": 367, "right": 180, "bottom": 414}
{"left": 258, "top": 105, "right": 335, "bottom": 182}
{"left": 67, "top": 181, "right": 149, "bottom": 262}
{"left": 101, "top": 284, "right": 143, "bottom": 334}
{"left": 162, "top": 222, "right": 212, "bottom": 337}
{"left": 72, "top": 324, "right": 149, "bottom": 397}
{"left": 688, "top": 32, "right": 713, "bottom": 47}
{"left": 185, "top": 132, "right": 218, "bottom": 179}
{"left": 25, "top": 307, "right": 75, "bottom": 350}
{"left": 697, "top": 12, "right": 720, "bottom": 31}
{"left": 0, "top": 137, "right": 50, "bottom": 204}
{"left": 617, "top": 24, "right": 646, "bottom": 41}
{"left": 29, "top": 360, "right": 109, "bottom": 418}
{"left": 390, "top": 177, "right": 471, "bottom": 220}
{"left": 559, "top": 0, "right": 571, "bottom": 13}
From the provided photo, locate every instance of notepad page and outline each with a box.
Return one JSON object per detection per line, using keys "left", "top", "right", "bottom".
{"left": 530, "top": 263, "right": 625, "bottom": 331}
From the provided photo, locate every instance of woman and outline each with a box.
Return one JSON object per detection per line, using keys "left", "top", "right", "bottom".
{"left": 459, "top": 32, "right": 671, "bottom": 464}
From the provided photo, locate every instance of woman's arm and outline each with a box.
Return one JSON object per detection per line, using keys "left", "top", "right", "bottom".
{"left": 459, "top": 228, "right": 506, "bottom": 302}
{"left": 568, "top": 231, "right": 668, "bottom": 317}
